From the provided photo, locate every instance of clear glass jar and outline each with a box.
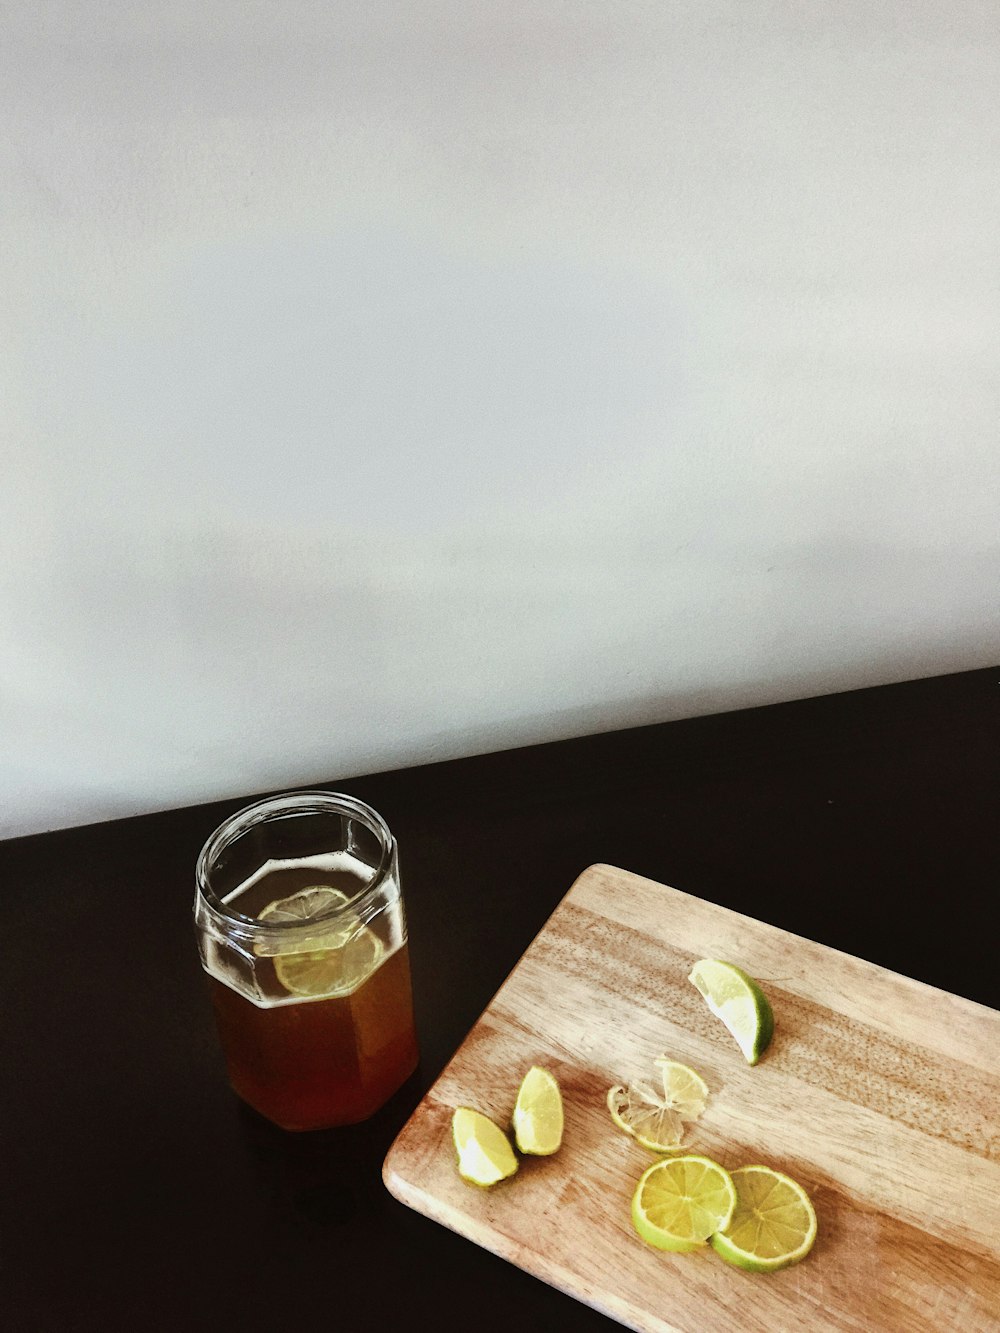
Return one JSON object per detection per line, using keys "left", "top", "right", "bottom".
{"left": 194, "top": 791, "right": 418, "bottom": 1130}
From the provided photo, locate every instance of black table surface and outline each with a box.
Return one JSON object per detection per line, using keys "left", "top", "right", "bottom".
{"left": 4, "top": 666, "right": 998, "bottom": 1332}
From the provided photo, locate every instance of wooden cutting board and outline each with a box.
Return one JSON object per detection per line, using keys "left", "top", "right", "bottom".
{"left": 382, "top": 864, "right": 1000, "bottom": 1332}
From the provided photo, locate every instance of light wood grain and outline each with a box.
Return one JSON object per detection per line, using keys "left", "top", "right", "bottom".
{"left": 383, "top": 864, "right": 1000, "bottom": 1332}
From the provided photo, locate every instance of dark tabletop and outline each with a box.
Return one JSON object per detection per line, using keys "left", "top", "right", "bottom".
{"left": 4, "top": 666, "right": 998, "bottom": 1332}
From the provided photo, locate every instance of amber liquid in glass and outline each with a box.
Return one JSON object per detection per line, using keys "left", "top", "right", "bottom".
{"left": 208, "top": 857, "right": 418, "bottom": 1131}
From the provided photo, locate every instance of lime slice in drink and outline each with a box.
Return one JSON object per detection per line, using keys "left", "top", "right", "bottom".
{"left": 607, "top": 1059, "right": 708, "bottom": 1152}
{"left": 631, "top": 1154, "right": 737, "bottom": 1252}
{"left": 511, "top": 1066, "right": 564, "bottom": 1156}
{"left": 688, "top": 959, "right": 775, "bottom": 1065}
{"left": 257, "top": 884, "right": 350, "bottom": 926}
{"left": 257, "top": 885, "right": 383, "bottom": 998}
{"left": 452, "top": 1107, "right": 519, "bottom": 1187}
{"left": 270, "top": 929, "right": 383, "bottom": 998}
{"left": 710, "top": 1165, "right": 818, "bottom": 1271}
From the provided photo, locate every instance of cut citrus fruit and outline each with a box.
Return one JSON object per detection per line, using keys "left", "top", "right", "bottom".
{"left": 631, "top": 1155, "right": 737, "bottom": 1252}
{"left": 512, "top": 1066, "right": 564, "bottom": 1155}
{"left": 270, "top": 928, "right": 383, "bottom": 997}
{"left": 255, "top": 885, "right": 383, "bottom": 998}
{"left": 688, "top": 959, "right": 775, "bottom": 1064}
{"left": 257, "top": 884, "right": 350, "bottom": 925}
{"left": 710, "top": 1165, "right": 818, "bottom": 1271}
{"left": 254, "top": 885, "right": 351, "bottom": 952}
{"left": 653, "top": 1059, "right": 710, "bottom": 1120}
{"left": 607, "top": 1058, "right": 708, "bottom": 1152}
{"left": 452, "top": 1107, "right": 519, "bottom": 1187}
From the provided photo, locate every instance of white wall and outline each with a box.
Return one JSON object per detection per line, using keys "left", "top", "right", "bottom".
{"left": 3, "top": 2, "right": 998, "bottom": 839}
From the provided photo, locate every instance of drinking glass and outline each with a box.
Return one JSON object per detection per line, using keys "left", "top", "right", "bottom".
{"left": 194, "top": 791, "right": 418, "bottom": 1130}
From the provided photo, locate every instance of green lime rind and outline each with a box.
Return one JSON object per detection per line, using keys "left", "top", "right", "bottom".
{"left": 688, "top": 959, "right": 775, "bottom": 1065}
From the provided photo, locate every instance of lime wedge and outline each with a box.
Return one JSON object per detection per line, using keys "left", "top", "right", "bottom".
{"left": 688, "top": 959, "right": 775, "bottom": 1064}
{"left": 512, "top": 1066, "right": 564, "bottom": 1156}
{"left": 631, "top": 1154, "right": 737, "bottom": 1252}
{"left": 452, "top": 1107, "right": 519, "bottom": 1187}
{"left": 710, "top": 1165, "right": 818, "bottom": 1271}
{"left": 256, "top": 885, "right": 383, "bottom": 998}
{"left": 607, "top": 1058, "right": 708, "bottom": 1153}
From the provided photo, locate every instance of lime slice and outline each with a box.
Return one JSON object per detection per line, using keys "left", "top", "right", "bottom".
{"left": 270, "top": 929, "right": 382, "bottom": 998}
{"left": 631, "top": 1155, "right": 737, "bottom": 1252}
{"left": 255, "top": 885, "right": 350, "bottom": 948}
{"left": 688, "top": 959, "right": 775, "bottom": 1064}
{"left": 607, "top": 1058, "right": 708, "bottom": 1153}
{"left": 256, "top": 885, "right": 383, "bottom": 998}
{"left": 710, "top": 1165, "right": 818, "bottom": 1271}
{"left": 512, "top": 1066, "right": 564, "bottom": 1156}
{"left": 608, "top": 1084, "right": 683, "bottom": 1152}
{"left": 452, "top": 1107, "right": 519, "bottom": 1187}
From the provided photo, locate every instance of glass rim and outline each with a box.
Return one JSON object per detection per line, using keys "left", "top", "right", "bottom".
{"left": 195, "top": 789, "right": 395, "bottom": 929}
